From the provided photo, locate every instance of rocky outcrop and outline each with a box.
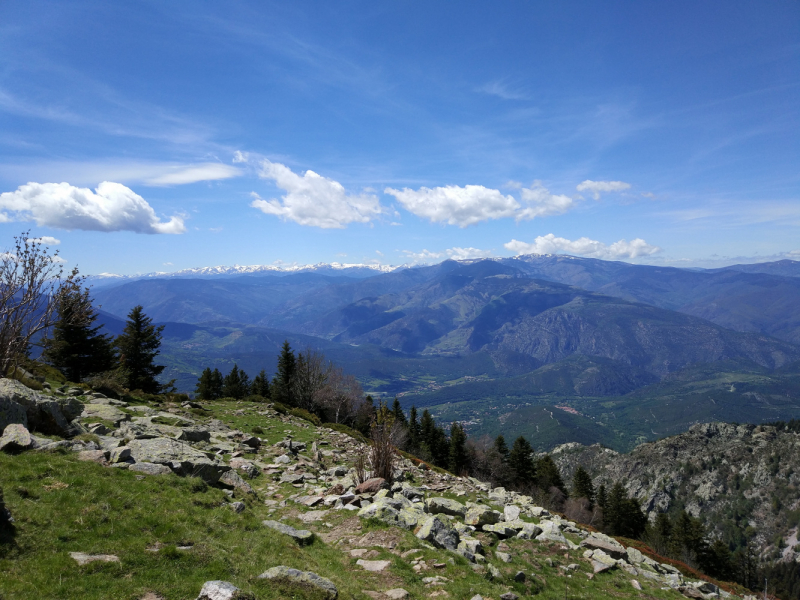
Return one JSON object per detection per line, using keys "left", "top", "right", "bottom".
{"left": 126, "top": 438, "right": 229, "bottom": 483}
{"left": 0, "top": 378, "right": 82, "bottom": 436}
{"left": 258, "top": 566, "right": 337, "bottom": 599}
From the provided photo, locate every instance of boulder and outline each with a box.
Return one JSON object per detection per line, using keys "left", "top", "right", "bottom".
{"left": 129, "top": 462, "right": 172, "bottom": 476}
{"left": 514, "top": 523, "right": 543, "bottom": 540}
{"left": 262, "top": 520, "right": 314, "bottom": 545}
{"left": 258, "top": 566, "right": 337, "bottom": 599}
{"left": 580, "top": 534, "right": 627, "bottom": 560}
{"left": 127, "top": 437, "right": 229, "bottom": 483}
{"left": 535, "top": 520, "right": 567, "bottom": 543}
{"left": 109, "top": 446, "right": 131, "bottom": 464}
{"left": 229, "top": 458, "right": 260, "bottom": 478}
{"left": 415, "top": 515, "right": 460, "bottom": 551}
{"left": 229, "top": 502, "right": 246, "bottom": 514}
{"left": 400, "top": 485, "right": 424, "bottom": 501}
{"left": 0, "top": 423, "right": 33, "bottom": 453}
{"left": 464, "top": 506, "right": 501, "bottom": 527}
{"left": 355, "top": 477, "right": 386, "bottom": 494}
{"left": 426, "top": 497, "right": 466, "bottom": 518}
{"left": 69, "top": 552, "right": 120, "bottom": 565}
{"left": 0, "top": 378, "right": 82, "bottom": 436}
{"left": 503, "top": 505, "right": 521, "bottom": 521}
{"left": 77, "top": 450, "right": 109, "bottom": 464}
{"left": 196, "top": 580, "right": 252, "bottom": 600}
{"left": 356, "top": 559, "right": 391, "bottom": 572}
{"left": 482, "top": 523, "right": 516, "bottom": 538}
{"left": 219, "top": 470, "right": 255, "bottom": 495}
{"left": 178, "top": 427, "right": 211, "bottom": 443}
{"left": 384, "top": 590, "right": 409, "bottom": 599}
{"left": 0, "top": 394, "right": 28, "bottom": 434}
{"left": 81, "top": 403, "right": 129, "bottom": 427}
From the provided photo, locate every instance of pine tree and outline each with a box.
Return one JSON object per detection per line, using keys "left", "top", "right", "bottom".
{"left": 508, "top": 436, "right": 536, "bottom": 485}
{"left": 273, "top": 340, "right": 296, "bottom": 406}
{"left": 448, "top": 422, "right": 468, "bottom": 475}
{"left": 210, "top": 368, "right": 223, "bottom": 399}
{"left": 223, "top": 364, "right": 250, "bottom": 399}
{"left": 195, "top": 367, "right": 216, "bottom": 400}
{"left": 571, "top": 466, "right": 595, "bottom": 507}
{"left": 494, "top": 435, "right": 510, "bottom": 462}
{"left": 596, "top": 484, "right": 608, "bottom": 514}
{"left": 391, "top": 397, "right": 407, "bottom": 426}
{"left": 408, "top": 406, "right": 420, "bottom": 452}
{"left": 251, "top": 369, "right": 271, "bottom": 398}
{"left": 535, "top": 455, "right": 567, "bottom": 496}
{"left": 115, "top": 305, "right": 165, "bottom": 393}
{"left": 43, "top": 284, "right": 114, "bottom": 382}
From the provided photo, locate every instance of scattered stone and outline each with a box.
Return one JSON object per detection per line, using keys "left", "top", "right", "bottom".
{"left": 356, "top": 559, "right": 391, "bottom": 572}
{"left": 426, "top": 497, "right": 466, "bottom": 518}
{"left": 0, "top": 423, "right": 33, "bottom": 453}
{"left": 464, "top": 506, "right": 501, "bottom": 527}
{"left": 129, "top": 462, "right": 172, "bottom": 476}
{"left": 258, "top": 566, "right": 337, "bottom": 599}
{"left": 262, "top": 520, "right": 314, "bottom": 545}
{"left": 513, "top": 570, "right": 526, "bottom": 582}
{"left": 127, "top": 438, "right": 229, "bottom": 483}
{"left": 580, "top": 534, "right": 627, "bottom": 560}
{"left": 69, "top": 552, "right": 120, "bottom": 566}
{"left": 196, "top": 580, "right": 252, "bottom": 600}
{"left": 384, "top": 589, "right": 409, "bottom": 599}
{"left": 503, "top": 505, "right": 521, "bottom": 521}
{"left": 0, "top": 378, "right": 82, "bottom": 436}
{"left": 273, "top": 454, "right": 291, "bottom": 464}
{"left": 678, "top": 586, "right": 705, "bottom": 599}
{"left": 229, "top": 502, "right": 245, "bottom": 513}
{"left": 109, "top": 446, "right": 132, "bottom": 464}
{"left": 631, "top": 580, "right": 642, "bottom": 590}
{"left": 500, "top": 593, "right": 519, "bottom": 600}
{"left": 355, "top": 477, "right": 386, "bottom": 494}
{"left": 77, "top": 450, "right": 108, "bottom": 464}
{"left": 219, "top": 470, "right": 255, "bottom": 494}
{"left": 591, "top": 560, "right": 615, "bottom": 574}
{"left": 299, "top": 510, "right": 327, "bottom": 523}
{"left": 496, "top": 551, "right": 512, "bottom": 563}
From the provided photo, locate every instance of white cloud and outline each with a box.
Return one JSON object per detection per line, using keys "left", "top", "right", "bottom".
{"left": 504, "top": 233, "right": 662, "bottom": 260}
{"left": 251, "top": 160, "right": 382, "bottom": 229}
{"left": 143, "top": 163, "right": 242, "bottom": 186}
{"left": 516, "top": 181, "right": 575, "bottom": 220}
{"left": 576, "top": 180, "right": 631, "bottom": 200}
{"left": 385, "top": 185, "right": 519, "bottom": 227}
{"left": 477, "top": 81, "right": 528, "bottom": 100}
{"left": 0, "top": 182, "right": 185, "bottom": 234}
{"left": 26, "top": 235, "right": 61, "bottom": 245}
{"left": 403, "top": 246, "right": 494, "bottom": 264}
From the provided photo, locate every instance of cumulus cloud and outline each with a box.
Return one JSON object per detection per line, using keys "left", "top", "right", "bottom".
{"left": 576, "top": 180, "right": 631, "bottom": 200}
{"left": 516, "top": 181, "right": 575, "bottom": 220}
{"left": 0, "top": 182, "right": 185, "bottom": 234}
{"left": 402, "top": 246, "right": 494, "bottom": 264}
{"left": 26, "top": 236, "right": 61, "bottom": 246}
{"left": 504, "top": 233, "right": 662, "bottom": 260}
{"left": 251, "top": 160, "right": 382, "bottom": 229}
{"left": 385, "top": 185, "right": 519, "bottom": 227}
{"left": 386, "top": 181, "right": 576, "bottom": 227}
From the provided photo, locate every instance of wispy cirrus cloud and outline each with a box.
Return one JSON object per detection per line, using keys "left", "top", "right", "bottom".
{"left": 576, "top": 179, "right": 631, "bottom": 200}
{"left": 402, "top": 246, "right": 494, "bottom": 265}
{"left": 505, "top": 233, "right": 662, "bottom": 260}
{"left": 476, "top": 80, "right": 528, "bottom": 101}
{"left": 0, "top": 182, "right": 185, "bottom": 234}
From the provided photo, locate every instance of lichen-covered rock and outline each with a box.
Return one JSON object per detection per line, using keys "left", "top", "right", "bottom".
{"left": 129, "top": 462, "right": 172, "bottom": 475}
{"left": 127, "top": 437, "right": 229, "bottom": 483}
{"left": 0, "top": 379, "right": 81, "bottom": 436}
{"left": 81, "top": 403, "right": 129, "bottom": 427}
{"left": 426, "top": 497, "right": 466, "bottom": 518}
{"left": 196, "top": 580, "right": 254, "bottom": 600}
{"left": 229, "top": 458, "right": 260, "bottom": 478}
{"left": 0, "top": 393, "right": 27, "bottom": 434}
{"left": 258, "top": 566, "right": 337, "bottom": 599}
{"left": 415, "top": 515, "right": 460, "bottom": 551}
{"left": 0, "top": 423, "right": 33, "bottom": 453}
{"left": 580, "top": 534, "right": 626, "bottom": 559}
{"left": 219, "top": 470, "right": 255, "bottom": 495}
{"left": 482, "top": 523, "right": 516, "bottom": 538}
{"left": 464, "top": 506, "right": 501, "bottom": 527}
{"left": 262, "top": 520, "right": 314, "bottom": 545}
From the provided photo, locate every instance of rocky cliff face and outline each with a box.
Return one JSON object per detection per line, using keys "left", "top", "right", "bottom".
{"left": 550, "top": 422, "right": 800, "bottom": 562}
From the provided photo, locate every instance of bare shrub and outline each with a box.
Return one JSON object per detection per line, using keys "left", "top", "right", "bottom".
{"left": 369, "top": 402, "right": 406, "bottom": 482}
{"left": 353, "top": 449, "right": 368, "bottom": 486}
{"left": 564, "top": 497, "right": 594, "bottom": 526}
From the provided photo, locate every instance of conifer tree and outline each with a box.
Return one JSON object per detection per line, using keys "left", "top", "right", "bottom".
{"left": 535, "top": 455, "right": 567, "bottom": 496}
{"left": 508, "top": 436, "right": 536, "bottom": 485}
{"left": 407, "top": 406, "right": 420, "bottom": 452}
{"left": 391, "top": 397, "right": 407, "bottom": 426}
{"left": 448, "top": 422, "right": 468, "bottom": 475}
{"left": 494, "top": 435, "right": 510, "bottom": 462}
{"left": 571, "top": 466, "right": 595, "bottom": 507}
{"left": 195, "top": 367, "right": 216, "bottom": 400}
{"left": 251, "top": 368, "right": 271, "bottom": 398}
{"left": 115, "top": 305, "right": 165, "bottom": 393}
{"left": 223, "top": 364, "right": 250, "bottom": 399}
{"left": 43, "top": 284, "right": 114, "bottom": 382}
{"left": 273, "top": 340, "right": 296, "bottom": 405}
{"left": 210, "top": 368, "right": 223, "bottom": 398}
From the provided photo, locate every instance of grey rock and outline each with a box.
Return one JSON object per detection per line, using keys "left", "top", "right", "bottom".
{"left": 580, "top": 535, "right": 627, "bottom": 560}
{"left": 229, "top": 458, "right": 260, "bottom": 478}
{"left": 129, "top": 462, "right": 172, "bottom": 475}
{"left": 500, "top": 593, "right": 520, "bottom": 600}
{"left": 258, "top": 566, "right": 337, "bottom": 599}
{"left": 415, "top": 515, "right": 460, "bottom": 551}
{"left": 77, "top": 449, "right": 109, "bottom": 464}
{"left": 81, "top": 403, "right": 129, "bottom": 427}
{"left": 0, "top": 423, "right": 33, "bottom": 453}
{"left": 464, "top": 506, "right": 501, "bottom": 527}
{"left": 196, "top": 580, "right": 251, "bottom": 600}
{"left": 280, "top": 472, "right": 305, "bottom": 484}
{"left": 0, "top": 379, "right": 82, "bottom": 436}
{"left": 482, "top": 523, "right": 516, "bottom": 538}
{"left": 230, "top": 501, "right": 246, "bottom": 513}
{"left": 356, "top": 559, "right": 391, "bottom": 572}
{"left": 486, "top": 563, "right": 501, "bottom": 580}
{"left": 178, "top": 427, "right": 211, "bottom": 443}
{"left": 127, "top": 437, "right": 229, "bottom": 483}
{"left": 513, "top": 571, "right": 526, "bottom": 582}
{"left": 219, "top": 470, "right": 255, "bottom": 494}
{"left": 109, "top": 446, "right": 131, "bottom": 463}
{"left": 426, "top": 497, "right": 466, "bottom": 518}
{"left": 355, "top": 477, "right": 386, "bottom": 494}
{"left": 496, "top": 551, "right": 512, "bottom": 563}
{"left": 0, "top": 393, "right": 28, "bottom": 434}
{"left": 273, "top": 454, "right": 291, "bottom": 464}
{"left": 262, "top": 520, "right": 314, "bottom": 545}
{"left": 69, "top": 552, "right": 120, "bottom": 566}
{"left": 503, "top": 505, "right": 521, "bottom": 521}
{"left": 400, "top": 485, "right": 424, "bottom": 501}
{"left": 384, "top": 589, "right": 409, "bottom": 599}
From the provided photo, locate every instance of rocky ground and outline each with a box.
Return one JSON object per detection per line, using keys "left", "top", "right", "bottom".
{"left": 0, "top": 378, "right": 758, "bottom": 599}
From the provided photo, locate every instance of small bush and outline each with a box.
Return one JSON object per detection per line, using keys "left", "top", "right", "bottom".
{"left": 244, "top": 394, "right": 266, "bottom": 403}
{"left": 289, "top": 407, "right": 321, "bottom": 426}
{"left": 271, "top": 402, "right": 288, "bottom": 415}
{"left": 252, "top": 426, "right": 264, "bottom": 434}
{"left": 324, "top": 422, "right": 368, "bottom": 444}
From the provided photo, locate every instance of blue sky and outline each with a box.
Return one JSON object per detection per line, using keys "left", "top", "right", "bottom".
{"left": 0, "top": 1, "right": 798, "bottom": 275}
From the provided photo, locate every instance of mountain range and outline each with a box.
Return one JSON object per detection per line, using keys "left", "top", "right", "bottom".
{"left": 90, "top": 255, "right": 800, "bottom": 450}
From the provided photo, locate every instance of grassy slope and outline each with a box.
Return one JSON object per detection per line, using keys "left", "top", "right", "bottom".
{"left": 0, "top": 398, "right": 724, "bottom": 600}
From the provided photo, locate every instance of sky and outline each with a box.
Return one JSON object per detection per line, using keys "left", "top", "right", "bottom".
{"left": 0, "top": 1, "right": 798, "bottom": 275}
